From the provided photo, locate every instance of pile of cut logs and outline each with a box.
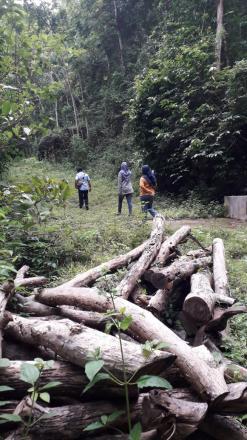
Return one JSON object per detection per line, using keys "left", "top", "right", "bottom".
{"left": 1, "top": 215, "right": 247, "bottom": 439}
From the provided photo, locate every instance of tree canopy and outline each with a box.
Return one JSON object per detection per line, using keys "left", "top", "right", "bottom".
{"left": 0, "top": 0, "right": 246, "bottom": 197}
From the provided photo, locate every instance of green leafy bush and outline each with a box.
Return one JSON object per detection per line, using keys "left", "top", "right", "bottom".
{"left": 0, "top": 176, "right": 72, "bottom": 281}
{"left": 130, "top": 32, "right": 247, "bottom": 199}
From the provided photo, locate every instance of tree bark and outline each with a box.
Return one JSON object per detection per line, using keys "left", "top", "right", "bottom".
{"left": 14, "top": 294, "right": 56, "bottom": 316}
{"left": 0, "top": 360, "right": 137, "bottom": 400}
{"left": 58, "top": 306, "right": 108, "bottom": 329}
{"left": 5, "top": 390, "right": 208, "bottom": 440}
{"left": 144, "top": 257, "right": 212, "bottom": 290}
{"left": 183, "top": 272, "right": 216, "bottom": 324}
{"left": 186, "top": 247, "right": 212, "bottom": 259}
{"left": 14, "top": 265, "right": 47, "bottom": 288}
{"left": 36, "top": 287, "right": 228, "bottom": 402}
{"left": 116, "top": 215, "right": 164, "bottom": 299}
{"left": 213, "top": 382, "right": 247, "bottom": 414}
{"left": 201, "top": 414, "right": 247, "bottom": 440}
{"left": 2, "top": 338, "right": 55, "bottom": 360}
{"left": 155, "top": 226, "right": 191, "bottom": 266}
{"left": 215, "top": 0, "right": 224, "bottom": 70}
{"left": 148, "top": 283, "right": 173, "bottom": 315}
{"left": 213, "top": 238, "right": 230, "bottom": 298}
{"left": 5, "top": 315, "right": 176, "bottom": 379}
{"left": 194, "top": 305, "right": 247, "bottom": 346}
{"left": 0, "top": 281, "right": 14, "bottom": 356}
{"left": 60, "top": 241, "right": 147, "bottom": 288}
{"left": 113, "top": 0, "right": 125, "bottom": 70}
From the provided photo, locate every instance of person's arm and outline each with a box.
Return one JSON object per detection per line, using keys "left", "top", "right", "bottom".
{"left": 88, "top": 176, "right": 91, "bottom": 191}
{"left": 118, "top": 172, "right": 122, "bottom": 194}
{"left": 75, "top": 177, "right": 78, "bottom": 189}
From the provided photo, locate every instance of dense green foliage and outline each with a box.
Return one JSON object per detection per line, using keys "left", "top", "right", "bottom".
{"left": 0, "top": 170, "right": 71, "bottom": 279}
{"left": 1, "top": 0, "right": 246, "bottom": 195}
{"left": 130, "top": 0, "right": 247, "bottom": 197}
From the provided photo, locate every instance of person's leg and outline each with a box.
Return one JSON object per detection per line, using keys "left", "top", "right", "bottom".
{"left": 78, "top": 190, "right": 83, "bottom": 208}
{"left": 118, "top": 194, "right": 124, "bottom": 214}
{"left": 147, "top": 196, "right": 157, "bottom": 217}
{"left": 140, "top": 196, "right": 148, "bottom": 218}
{"left": 83, "top": 190, "right": 89, "bottom": 209}
{"left": 126, "top": 193, "right": 133, "bottom": 215}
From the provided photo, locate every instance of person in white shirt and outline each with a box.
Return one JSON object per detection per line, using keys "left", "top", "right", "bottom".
{"left": 75, "top": 167, "right": 91, "bottom": 210}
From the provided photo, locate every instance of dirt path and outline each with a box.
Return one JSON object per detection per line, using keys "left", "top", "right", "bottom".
{"left": 166, "top": 217, "right": 246, "bottom": 230}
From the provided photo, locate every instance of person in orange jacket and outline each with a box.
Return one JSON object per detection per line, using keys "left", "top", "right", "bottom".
{"left": 140, "top": 165, "right": 158, "bottom": 218}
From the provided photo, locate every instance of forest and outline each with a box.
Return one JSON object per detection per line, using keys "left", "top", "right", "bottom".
{"left": 0, "top": 0, "right": 247, "bottom": 439}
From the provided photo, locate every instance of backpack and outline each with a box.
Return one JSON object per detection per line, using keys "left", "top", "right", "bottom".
{"left": 75, "top": 174, "right": 85, "bottom": 189}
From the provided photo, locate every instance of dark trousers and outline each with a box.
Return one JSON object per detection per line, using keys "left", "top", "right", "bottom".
{"left": 140, "top": 195, "right": 157, "bottom": 217}
{"left": 78, "top": 190, "right": 89, "bottom": 209}
{"left": 118, "top": 193, "right": 132, "bottom": 214}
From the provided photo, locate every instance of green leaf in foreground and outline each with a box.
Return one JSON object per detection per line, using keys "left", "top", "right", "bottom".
{"left": 129, "top": 422, "right": 142, "bottom": 440}
{"left": 100, "top": 415, "right": 108, "bottom": 425}
{"left": 83, "top": 420, "right": 104, "bottom": 431}
{"left": 107, "top": 410, "right": 125, "bottom": 423}
{"left": 83, "top": 372, "right": 111, "bottom": 393}
{"left": 20, "top": 363, "right": 40, "bottom": 385}
{"left": 136, "top": 375, "right": 172, "bottom": 390}
{"left": 0, "top": 358, "right": 10, "bottom": 368}
{"left": 0, "top": 400, "right": 12, "bottom": 407}
{"left": 120, "top": 315, "right": 133, "bottom": 331}
{"left": 0, "top": 386, "right": 14, "bottom": 392}
{"left": 0, "top": 414, "right": 22, "bottom": 422}
{"left": 85, "top": 360, "right": 104, "bottom": 382}
{"left": 39, "top": 381, "right": 61, "bottom": 391}
{"left": 39, "top": 392, "right": 50, "bottom": 403}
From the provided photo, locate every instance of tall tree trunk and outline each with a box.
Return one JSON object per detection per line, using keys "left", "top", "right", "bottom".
{"left": 55, "top": 99, "right": 59, "bottom": 129}
{"left": 78, "top": 76, "right": 89, "bottom": 139}
{"left": 215, "top": 0, "right": 224, "bottom": 70}
{"left": 113, "top": 0, "right": 125, "bottom": 70}
{"left": 64, "top": 68, "right": 79, "bottom": 136}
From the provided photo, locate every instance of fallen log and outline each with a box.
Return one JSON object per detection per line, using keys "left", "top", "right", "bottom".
{"left": 116, "top": 215, "right": 165, "bottom": 299}
{"left": 213, "top": 382, "right": 247, "bottom": 414}
{"left": 130, "top": 287, "right": 150, "bottom": 308}
{"left": 200, "top": 414, "right": 247, "bottom": 440}
{"left": 60, "top": 241, "right": 147, "bottom": 288}
{"left": 186, "top": 247, "right": 212, "bottom": 259}
{"left": 2, "top": 338, "right": 55, "bottom": 360}
{"left": 58, "top": 306, "right": 108, "bottom": 329}
{"left": 144, "top": 256, "right": 212, "bottom": 290}
{"left": 0, "top": 281, "right": 14, "bottom": 356}
{"left": 148, "top": 281, "right": 174, "bottom": 315}
{"left": 15, "top": 265, "right": 47, "bottom": 288}
{"left": 213, "top": 238, "right": 230, "bottom": 298}
{"left": 150, "top": 384, "right": 247, "bottom": 416}
{"left": 150, "top": 388, "right": 207, "bottom": 427}
{"left": 4, "top": 390, "right": 208, "bottom": 440}
{"left": 5, "top": 315, "right": 176, "bottom": 379}
{"left": 0, "top": 360, "right": 137, "bottom": 400}
{"left": 193, "top": 305, "right": 247, "bottom": 346}
{"left": 36, "top": 287, "right": 229, "bottom": 402}
{"left": 155, "top": 226, "right": 191, "bottom": 266}
{"left": 14, "top": 294, "right": 57, "bottom": 316}
{"left": 183, "top": 272, "right": 216, "bottom": 324}
{"left": 148, "top": 289, "right": 169, "bottom": 315}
